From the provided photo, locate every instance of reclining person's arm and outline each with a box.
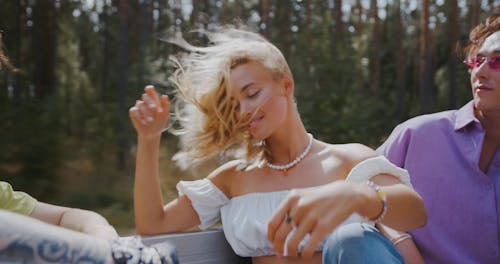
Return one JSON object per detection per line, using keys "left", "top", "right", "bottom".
{"left": 0, "top": 210, "right": 114, "bottom": 263}
{"left": 30, "top": 201, "right": 118, "bottom": 241}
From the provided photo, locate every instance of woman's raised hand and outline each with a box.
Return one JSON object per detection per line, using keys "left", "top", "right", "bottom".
{"left": 129, "top": 85, "right": 170, "bottom": 139}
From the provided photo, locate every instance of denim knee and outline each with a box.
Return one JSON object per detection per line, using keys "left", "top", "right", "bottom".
{"left": 322, "top": 223, "right": 404, "bottom": 264}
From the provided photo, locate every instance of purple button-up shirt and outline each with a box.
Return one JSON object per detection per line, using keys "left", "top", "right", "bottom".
{"left": 377, "top": 101, "right": 500, "bottom": 264}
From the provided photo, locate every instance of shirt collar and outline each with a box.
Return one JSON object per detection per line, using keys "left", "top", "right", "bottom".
{"left": 454, "top": 100, "right": 481, "bottom": 131}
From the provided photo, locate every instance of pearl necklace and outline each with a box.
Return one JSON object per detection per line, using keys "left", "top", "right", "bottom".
{"left": 266, "top": 133, "right": 313, "bottom": 174}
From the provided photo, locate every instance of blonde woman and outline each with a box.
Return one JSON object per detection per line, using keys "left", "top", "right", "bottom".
{"left": 129, "top": 26, "right": 426, "bottom": 263}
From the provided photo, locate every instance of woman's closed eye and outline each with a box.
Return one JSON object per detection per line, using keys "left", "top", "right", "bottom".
{"left": 248, "top": 89, "right": 261, "bottom": 98}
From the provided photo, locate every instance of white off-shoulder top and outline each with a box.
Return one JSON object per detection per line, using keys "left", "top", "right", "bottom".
{"left": 176, "top": 156, "right": 412, "bottom": 257}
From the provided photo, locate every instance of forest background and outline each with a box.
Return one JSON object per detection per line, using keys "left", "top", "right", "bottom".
{"left": 0, "top": 0, "right": 498, "bottom": 234}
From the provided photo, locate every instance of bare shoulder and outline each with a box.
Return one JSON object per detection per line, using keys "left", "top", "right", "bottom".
{"left": 205, "top": 159, "right": 245, "bottom": 198}
{"left": 318, "top": 141, "right": 377, "bottom": 169}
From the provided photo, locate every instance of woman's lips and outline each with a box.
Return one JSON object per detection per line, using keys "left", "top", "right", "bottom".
{"left": 249, "top": 116, "right": 263, "bottom": 130}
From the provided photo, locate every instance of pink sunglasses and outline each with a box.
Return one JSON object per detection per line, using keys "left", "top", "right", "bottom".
{"left": 464, "top": 55, "right": 500, "bottom": 70}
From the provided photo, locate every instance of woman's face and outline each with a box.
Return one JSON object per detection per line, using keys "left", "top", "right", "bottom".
{"left": 229, "top": 61, "right": 289, "bottom": 140}
{"left": 469, "top": 31, "right": 500, "bottom": 114}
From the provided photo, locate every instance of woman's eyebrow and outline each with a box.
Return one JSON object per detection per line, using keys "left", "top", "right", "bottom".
{"left": 240, "top": 82, "right": 254, "bottom": 93}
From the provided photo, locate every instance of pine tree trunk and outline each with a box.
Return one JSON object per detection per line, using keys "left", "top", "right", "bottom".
{"left": 333, "top": 0, "right": 343, "bottom": 44}
{"left": 15, "top": 0, "right": 24, "bottom": 101}
{"left": 448, "top": 0, "right": 458, "bottom": 109}
{"left": 419, "top": 0, "right": 433, "bottom": 112}
{"left": 260, "top": 0, "right": 270, "bottom": 38}
{"left": 356, "top": 0, "right": 363, "bottom": 35}
{"left": 305, "top": 0, "right": 311, "bottom": 52}
{"left": 101, "top": 2, "right": 109, "bottom": 101}
{"left": 395, "top": 0, "right": 406, "bottom": 119}
{"left": 470, "top": 0, "right": 480, "bottom": 27}
{"left": 370, "top": 0, "right": 380, "bottom": 93}
{"left": 117, "top": 0, "right": 129, "bottom": 169}
{"left": 34, "top": 1, "right": 57, "bottom": 98}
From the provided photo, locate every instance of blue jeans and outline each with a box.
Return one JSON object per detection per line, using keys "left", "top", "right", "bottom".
{"left": 322, "top": 223, "right": 405, "bottom": 264}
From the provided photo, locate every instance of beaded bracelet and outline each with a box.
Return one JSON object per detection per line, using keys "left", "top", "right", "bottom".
{"left": 366, "top": 180, "right": 388, "bottom": 223}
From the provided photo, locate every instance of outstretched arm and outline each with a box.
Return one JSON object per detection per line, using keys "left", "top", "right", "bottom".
{"left": 130, "top": 86, "right": 200, "bottom": 235}
{"left": 1, "top": 210, "right": 113, "bottom": 263}
{"left": 30, "top": 202, "right": 118, "bottom": 241}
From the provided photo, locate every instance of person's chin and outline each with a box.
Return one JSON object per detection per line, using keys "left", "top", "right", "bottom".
{"left": 474, "top": 96, "right": 500, "bottom": 113}
{"left": 249, "top": 128, "right": 269, "bottom": 141}
{"left": 249, "top": 131, "right": 265, "bottom": 141}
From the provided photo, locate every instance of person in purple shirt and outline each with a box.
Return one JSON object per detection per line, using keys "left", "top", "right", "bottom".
{"left": 268, "top": 15, "right": 499, "bottom": 264}
{"left": 376, "top": 16, "right": 500, "bottom": 263}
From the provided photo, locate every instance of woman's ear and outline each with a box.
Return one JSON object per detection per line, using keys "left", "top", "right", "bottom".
{"left": 282, "top": 74, "right": 294, "bottom": 98}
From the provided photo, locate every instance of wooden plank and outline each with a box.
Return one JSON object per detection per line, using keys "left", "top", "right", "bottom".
{"left": 141, "top": 229, "right": 251, "bottom": 264}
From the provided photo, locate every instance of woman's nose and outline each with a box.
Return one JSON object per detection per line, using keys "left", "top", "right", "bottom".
{"left": 239, "top": 101, "right": 253, "bottom": 119}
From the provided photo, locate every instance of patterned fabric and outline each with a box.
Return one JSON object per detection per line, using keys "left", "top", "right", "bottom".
{"left": 0, "top": 210, "right": 112, "bottom": 263}
{"left": 111, "top": 236, "right": 178, "bottom": 264}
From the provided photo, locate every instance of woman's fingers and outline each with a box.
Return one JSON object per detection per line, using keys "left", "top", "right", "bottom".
{"left": 129, "top": 86, "right": 170, "bottom": 138}
{"left": 271, "top": 216, "right": 295, "bottom": 256}
{"left": 130, "top": 100, "right": 147, "bottom": 124}
{"left": 142, "top": 93, "right": 157, "bottom": 111}
{"left": 301, "top": 208, "right": 345, "bottom": 258}
{"left": 145, "top": 85, "right": 167, "bottom": 113}
{"left": 145, "top": 85, "right": 160, "bottom": 102}
{"left": 268, "top": 183, "right": 360, "bottom": 258}
{"left": 301, "top": 220, "right": 329, "bottom": 258}
{"left": 268, "top": 197, "right": 293, "bottom": 243}
{"left": 286, "top": 216, "right": 316, "bottom": 257}
{"left": 160, "top": 94, "right": 170, "bottom": 110}
{"left": 129, "top": 106, "right": 143, "bottom": 127}
{"left": 137, "top": 101, "right": 154, "bottom": 123}
{"left": 144, "top": 86, "right": 171, "bottom": 117}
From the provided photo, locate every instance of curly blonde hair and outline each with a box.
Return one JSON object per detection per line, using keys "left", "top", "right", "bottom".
{"left": 168, "top": 26, "right": 292, "bottom": 169}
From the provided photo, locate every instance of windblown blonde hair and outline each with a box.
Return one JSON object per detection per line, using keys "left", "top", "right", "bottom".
{"left": 168, "top": 26, "right": 292, "bottom": 169}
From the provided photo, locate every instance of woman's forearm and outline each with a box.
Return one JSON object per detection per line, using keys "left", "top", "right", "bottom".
{"left": 133, "top": 135, "right": 167, "bottom": 234}
{"left": 356, "top": 182, "right": 426, "bottom": 231}
{"left": 381, "top": 184, "right": 426, "bottom": 231}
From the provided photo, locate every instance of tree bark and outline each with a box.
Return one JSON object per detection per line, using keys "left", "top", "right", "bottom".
{"left": 370, "top": 0, "right": 380, "bottom": 93}
{"left": 470, "top": 0, "right": 480, "bottom": 28}
{"left": 394, "top": 0, "right": 406, "bottom": 119}
{"left": 419, "top": 0, "right": 433, "bottom": 112}
{"left": 15, "top": 0, "right": 24, "bottom": 101}
{"left": 260, "top": 0, "right": 271, "bottom": 38}
{"left": 34, "top": 1, "right": 57, "bottom": 98}
{"left": 305, "top": 0, "right": 311, "bottom": 51}
{"left": 118, "top": 0, "right": 129, "bottom": 169}
{"left": 448, "top": 0, "right": 458, "bottom": 109}
{"left": 356, "top": 0, "right": 363, "bottom": 35}
{"left": 333, "top": 0, "right": 343, "bottom": 44}
{"left": 101, "top": 1, "right": 109, "bottom": 101}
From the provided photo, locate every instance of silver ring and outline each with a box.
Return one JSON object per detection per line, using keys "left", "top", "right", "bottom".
{"left": 285, "top": 214, "right": 292, "bottom": 224}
